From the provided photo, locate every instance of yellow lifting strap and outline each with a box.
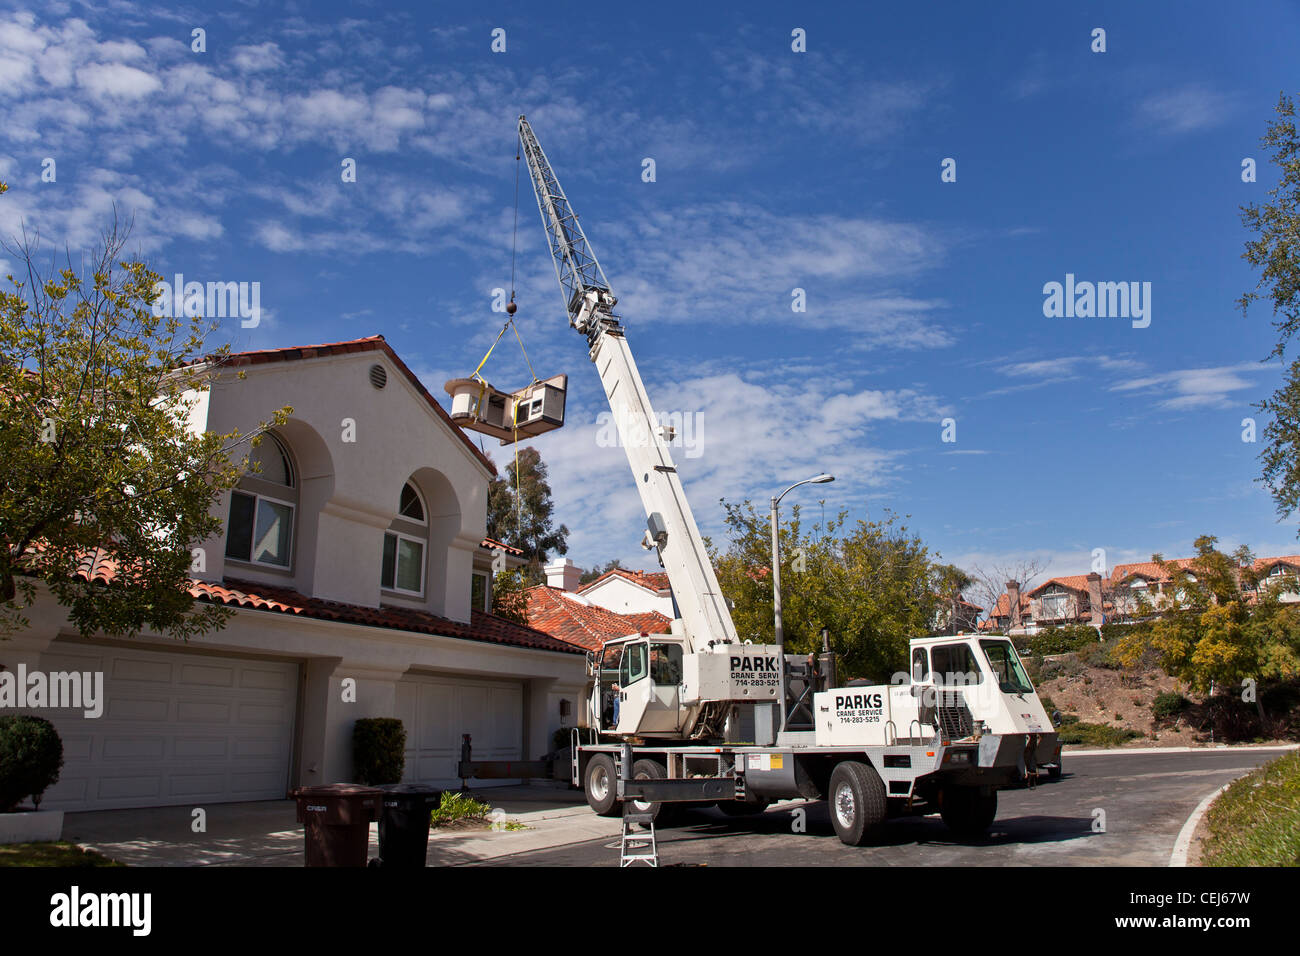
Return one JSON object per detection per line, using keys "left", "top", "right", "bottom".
{"left": 466, "top": 315, "right": 534, "bottom": 541}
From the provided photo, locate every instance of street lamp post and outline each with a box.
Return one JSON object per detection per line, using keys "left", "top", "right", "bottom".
{"left": 771, "top": 472, "right": 834, "bottom": 732}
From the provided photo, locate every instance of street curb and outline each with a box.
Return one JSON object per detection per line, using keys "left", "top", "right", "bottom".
{"left": 1067, "top": 744, "right": 1298, "bottom": 757}
{"left": 1170, "top": 783, "right": 1232, "bottom": 867}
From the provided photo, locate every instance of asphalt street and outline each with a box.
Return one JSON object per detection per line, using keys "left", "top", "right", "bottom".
{"left": 472, "top": 748, "right": 1292, "bottom": 866}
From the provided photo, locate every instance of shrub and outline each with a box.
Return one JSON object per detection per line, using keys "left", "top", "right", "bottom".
{"left": 352, "top": 718, "right": 406, "bottom": 785}
{"left": 429, "top": 791, "right": 492, "bottom": 827}
{"left": 1078, "top": 641, "right": 1123, "bottom": 670}
{"left": 1056, "top": 721, "right": 1141, "bottom": 747}
{"left": 0, "top": 716, "right": 64, "bottom": 812}
{"left": 1014, "top": 625, "right": 1101, "bottom": 657}
{"left": 1152, "top": 691, "right": 1190, "bottom": 721}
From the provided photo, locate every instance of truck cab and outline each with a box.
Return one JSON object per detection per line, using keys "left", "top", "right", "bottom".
{"left": 906, "top": 634, "right": 1061, "bottom": 774}
{"left": 588, "top": 634, "right": 687, "bottom": 737}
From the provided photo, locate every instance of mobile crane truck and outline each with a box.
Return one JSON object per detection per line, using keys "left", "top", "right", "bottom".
{"left": 466, "top": 118, "right": 1062, "bottom": 846}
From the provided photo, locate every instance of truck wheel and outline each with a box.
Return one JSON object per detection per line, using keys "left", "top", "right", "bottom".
{"left": 939, "top": 786, "right": 997, "bottom": 837}
{"left": 584, "top": 754, "right": 620, "bottom": 817}
{"left": 630, "top": 759, "right": 679, "bottom": 826}
{"left": 717, "top": 799, "right": 771, "bottom": 817}
{"left": 828, "top": 761, "right": 887, "bottom": 846}
{"left": 1047, "top": 760, "right": 1062, "bottom": 781}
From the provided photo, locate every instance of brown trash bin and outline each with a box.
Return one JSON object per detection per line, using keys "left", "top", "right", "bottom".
{"left": 291, "top": 784, "right": 382, "bottom": 867}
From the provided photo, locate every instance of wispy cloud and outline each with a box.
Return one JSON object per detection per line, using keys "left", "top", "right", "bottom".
{"left": 1133, "top": 84, "right": 1236, "bottom": 136}
{"left": 1109, "top": 362, "right": 1272, "bottom": 410}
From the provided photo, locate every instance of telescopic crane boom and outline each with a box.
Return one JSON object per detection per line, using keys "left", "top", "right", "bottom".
{"left": 517, "top": 115, "right": 738, "bottom": 657}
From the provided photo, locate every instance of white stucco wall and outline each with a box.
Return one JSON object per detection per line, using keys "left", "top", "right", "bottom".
{"left": 581, "top": 576, "right": 674, "bottom": 617}
{"left": 186, "top": 348, "right": 491, "bottom": 622}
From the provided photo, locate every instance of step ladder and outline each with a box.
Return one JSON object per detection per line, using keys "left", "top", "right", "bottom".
{"left": 620, "top": 809, "right": 658, "bottom": 867}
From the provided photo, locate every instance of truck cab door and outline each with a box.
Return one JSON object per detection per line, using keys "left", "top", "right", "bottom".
{"left": 615, "top": 640, "right": 651, "bottom": 734}
{"left": 640, "top": 639, "right": 684, "bottom": 733}
{"left": 595, "top": 642, "right": 626, "bottom": 732}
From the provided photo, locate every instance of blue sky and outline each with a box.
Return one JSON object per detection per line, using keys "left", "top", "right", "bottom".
{"left": 3, "top": 0, "right": 1299, "bottom": 598}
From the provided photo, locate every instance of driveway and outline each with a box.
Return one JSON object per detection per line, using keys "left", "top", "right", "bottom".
{"left": 62, "top": 783, "right": 622, "bottom": 866}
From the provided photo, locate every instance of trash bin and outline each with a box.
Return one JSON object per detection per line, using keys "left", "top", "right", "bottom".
{"left": 291, "top": 784, "right": 382, "bottom": 867}
{"left": 374, "top": 784, "right": 443, "bottom": 868}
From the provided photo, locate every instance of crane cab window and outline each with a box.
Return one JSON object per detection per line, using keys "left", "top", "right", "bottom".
{"left": 599, "top": 644, "right": 624, "bottom": 681}
{"left": 650, "top": 643, "right": 682, "bottom": 685}
{"left": 980, "top": 640, "right": 1034, "bottom": 695}
{"left": 911, "top": 647, "right": 930, "bottom": 683}
{"left": 620, "top": 642, "right": 649, "bottom": 686}
{"left": 929, "top": 643, "right": 983, "bottom": 687}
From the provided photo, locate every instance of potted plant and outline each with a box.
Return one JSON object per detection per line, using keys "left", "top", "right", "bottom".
{"left": 0, "top": 715, "right": 66, "bottom": 844}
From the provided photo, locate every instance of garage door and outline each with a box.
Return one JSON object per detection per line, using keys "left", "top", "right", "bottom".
{"left": 396, "top": 674, "right": 522, "bottom": 787}
{"left": 35, "top": 643, "right": 298, "bottom": 811}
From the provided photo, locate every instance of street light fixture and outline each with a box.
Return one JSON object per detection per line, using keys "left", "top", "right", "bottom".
{"left": 771, "top": 472, "right": 834, "bottom": 732}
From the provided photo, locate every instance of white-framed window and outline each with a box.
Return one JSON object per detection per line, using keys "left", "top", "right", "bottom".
{"left": 381, "top": 481, "right": 428, "bottom": 596}
{"left": 225, "top": 490, "right": 295, "bottom": 568}
{"left": 471, "top": 571, "right": 490, "bottom": 612}
{"left": 225, "top": 433, "right": 296, "bottom": 569}
{"left": 399, "top": 482, "right": 425, "bottom": 522}
{"left": 381, "top": 531, "right": 425, "bottom": 595}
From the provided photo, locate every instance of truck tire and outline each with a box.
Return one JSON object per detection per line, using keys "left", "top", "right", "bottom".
{"left": 717, "top": 799, "right": 771, "bottom": 817}
{"left": 828, "top": 761, "right": 887, "bottom": 846}
{"left": 1047, "top": 760, "right": 1062, "bottom": 781}
{"left": 939, "top": 786, "right": 997, "bottom": 837}
{"left": 629, "top": 758, "right": 680, "bottom": 826}
{"left": 584, "top": 754, "right": 620, "bottom": 817}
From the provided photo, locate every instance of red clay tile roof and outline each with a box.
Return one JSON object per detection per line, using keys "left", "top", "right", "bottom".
{"left": 578, "top": 567, "right": 671, "bottom": 594}
{"left": 205, "top": 335, "right": 497, "bottom": 476}
{"left": 1108, "top": 558, "right": 1199, "bottom": 585}
{"left": 481, "top": 537, "right": 524, "bottom": 555}
{"left": 989, "top": 591, "right": 1032, "bottom": 619}
{"left": 525, "top": 585, "right": 671, "bottom": 652}
{"left": 1027, "top": 575, "right": 1095, "bottom": 597}
{"left": 1251, "top": 555, "right": 1300, "bottom": 574}
{"left": 72, "top": 549, "right": 579, "bottom": 655}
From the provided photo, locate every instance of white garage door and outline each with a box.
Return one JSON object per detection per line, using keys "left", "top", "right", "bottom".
{"left": 396, "top": 674, "right": 522, "bottom": 787}
{"left": 35, "top": 643, "right": 298, "bottom": 811}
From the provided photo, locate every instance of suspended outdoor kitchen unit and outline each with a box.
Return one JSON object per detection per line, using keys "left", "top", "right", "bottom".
{"left": 444, "top": 374, "right": 568, "bottom": 445}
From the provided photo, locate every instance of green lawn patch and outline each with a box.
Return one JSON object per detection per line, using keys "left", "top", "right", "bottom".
{"left": 0, "top": 842, "right": 123, "bottom": 867}
{"left": 1201, "top": 750, "right": 1300, "bottom": 866}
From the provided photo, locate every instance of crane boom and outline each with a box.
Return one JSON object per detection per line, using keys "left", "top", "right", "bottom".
{"left": 517, "top": 115, "right": 738, "bottom": 654}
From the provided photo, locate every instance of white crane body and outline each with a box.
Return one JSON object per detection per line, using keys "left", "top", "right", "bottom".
{"left": 501, "top": 117, "right": 1063, "bottom": 844}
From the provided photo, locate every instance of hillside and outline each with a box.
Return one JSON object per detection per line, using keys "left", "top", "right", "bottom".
{"left": 1022, "top": 643, "right": 1300, "bottom": 748}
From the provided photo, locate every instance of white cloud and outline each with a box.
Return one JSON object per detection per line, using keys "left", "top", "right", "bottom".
{"left": 75, "top": 62, "right": 161, "bottom": 98}
{"left": 534, "top": 365, "right": 944, "bottom": 567}
{"left": 1110, "top": 362, "right": 1271, "bottom": 410}
{"left": 231, "top": 42, "right": 286, "bottom": 73}
{"left": 1134, "top": 85, "right": 1235, "bottom": 136}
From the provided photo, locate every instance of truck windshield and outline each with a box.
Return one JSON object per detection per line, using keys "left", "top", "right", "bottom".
{"left": 979, "top": 640, "right": 1034, "bottom": 695}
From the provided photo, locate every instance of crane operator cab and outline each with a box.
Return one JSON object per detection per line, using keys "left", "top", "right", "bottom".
{"left": 589, "top": 633, "right": 685, "bottom": 737}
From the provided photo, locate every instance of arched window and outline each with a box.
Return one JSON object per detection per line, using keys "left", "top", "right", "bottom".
{"left": 225, "top": 432, "right": 296, "bottom": 569}
{"left": 382, "top": 481, "right": 427, "bottom": 596}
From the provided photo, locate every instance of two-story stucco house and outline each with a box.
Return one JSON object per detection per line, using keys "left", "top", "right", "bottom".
{"left": 2, "top": 336, "right": 585, "bottom": 812}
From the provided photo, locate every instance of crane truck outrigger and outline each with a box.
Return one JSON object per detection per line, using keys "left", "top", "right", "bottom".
{"left": 483, "top": 117, "right": 1063, "bottom": 845}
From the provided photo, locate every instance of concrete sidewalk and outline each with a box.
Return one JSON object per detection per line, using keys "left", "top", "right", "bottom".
{"left": 62, "top": 784, "right": 622, "bottom": 867}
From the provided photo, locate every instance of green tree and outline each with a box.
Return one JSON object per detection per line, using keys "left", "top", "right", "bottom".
{"left": 486, "top": 445, "right": 568, "bottom": 581}
{"left": 489, "top": 568, "right": 530, "bottom": 625}
{"left": 711, "top": 500, "right": 937, "bottom": 682}
{"left": 0, "top": 218, "right": 288, "bottom": 640}
{"left": 1115, "top": 535, "right": 1300, "bottom": 730}
{"left": 1240, "top": 92, "right": 1300, "bottom": 530}
{"left": 932, "top": 562, "right": 975, "bottom": 635}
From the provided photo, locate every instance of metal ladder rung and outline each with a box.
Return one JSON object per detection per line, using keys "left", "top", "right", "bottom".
{"left": 620, "top": 811, "right": 658, "bottom": 867}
